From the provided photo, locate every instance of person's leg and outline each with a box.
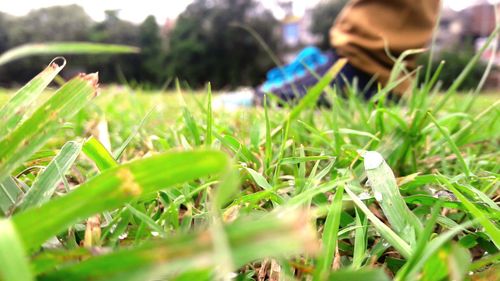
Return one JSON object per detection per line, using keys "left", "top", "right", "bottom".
{"left": 331, "top": 0, "right": 441, "bottom": 93}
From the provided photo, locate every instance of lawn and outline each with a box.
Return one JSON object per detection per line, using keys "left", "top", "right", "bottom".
{"left": 0, "top": 62, "right": 499, "bottom": 281}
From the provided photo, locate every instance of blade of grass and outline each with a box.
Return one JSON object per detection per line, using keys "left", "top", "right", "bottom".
{"left": 0, "top": 219, "right": 33, "bottom": 281}
{"left": 0, "top": 73, "right": 98, "bottom": 183}
{"left": 12, "top": 150, "right": 229, "bottom": 251}
{"left": 344, "top": 185, "right": 412, "bottom": 259}
{"left": 313, "top": 184, "right": 344, "bottom": 280}
{"left": 428, "top": 112, "right": 471, "bottom": 177}
{"left": 363, "top": 151, "right": 422, "bottom": 245}
{"left": 215, "top": 133, "right": 260, "bottom": 168}
{"left": 327, "top": 269, "right": 390, "bottom": 281}
{"left": 288, "top": 59, "right": 347, "bottom": 122}
{"left": 351, "top": 207, "right": 368, "bottom": 269}
{"left": 125, "top": 204, "right": 167, "bottom": 238}
{"left": 40, "top": 211, "right": 317, "bottom": 281}
{"left": 264, "top": 96, "right": 272, "bottom": 176}
{"left": 0, "top": 42, "right": 138, "bottom": 66}
{"left": 260, "top": 59, "right": 347, "bottom": 146}
{"left": 206, "top": 82, "right": 213, "bottom": 147}
{"left": 82, "top": 136, "right": 118, "bottom": 171}
{"left": 17, "top": 141, "right": 82, "bottom": 212}
{"left": 244, "top": 167, "right": 272, "bottom": 190}
{"left": 113, "top": 107, "right": 155, "bottom": 160}
{"left": 0, "top": 176, "right": 21, "bottom": 215}
{"left": 403, "top": 220, "right": 475, "bottom": 280}
{"left": 0, "top": 58, "right": 65, "bottom": 140}
{"left": 395, "top": 201, "right": 443, "bottom": 281}
{"left": 438, "top": 175, "right": 500, "bottom": 248}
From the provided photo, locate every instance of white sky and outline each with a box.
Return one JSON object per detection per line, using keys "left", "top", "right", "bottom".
{"left": 0, "top": 0, "right": 497, "bottom": 24}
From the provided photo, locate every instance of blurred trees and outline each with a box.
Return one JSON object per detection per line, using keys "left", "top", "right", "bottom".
{"left": 138, "top": 15, "right": 165, "bottom": 85}
{"left": 85, "top": 10, "right": 141, "bottom": 84}
{"left": 0, "top": 5, "right": 95, "bottom": 85}
{"left": 0, "top": 2, "right": 280, "bottom": 89}
{"left": 7, "top": 5, "right": 92, "bottom": 45}
{"left": 165, "top": 0, "right": 280, "bottom": 88}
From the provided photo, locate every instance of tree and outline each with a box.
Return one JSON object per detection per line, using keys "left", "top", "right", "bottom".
{"left": 0, "top": 5, "right": 93, "bottom": 84}
{"left": 88, "top": 10, "right": 141, "bottom": 84}
{"left": 138, "top": 16, "right": 165, "bottom": 85}
{"left": 6, "top": 5, "right": 92, "bottom": 45}
{"left": 310, "top": 0, "right": 347, "bottom": 50}
{"left": 165, "top": 0, "right": 281, "bottom": 89}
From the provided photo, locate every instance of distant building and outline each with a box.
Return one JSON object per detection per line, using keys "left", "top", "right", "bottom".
{"left": 277, "top": 0, "right": 320, "bottom": 62}
{"left": 435, "top": 2, "right": 500, "bottom": 88}
{"left": 436, "top": 2, "right": 498, "bottom": 53}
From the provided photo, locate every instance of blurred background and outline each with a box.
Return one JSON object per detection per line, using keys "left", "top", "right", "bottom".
{"left": 0, "top": 0, "right": 499, "bottom": 91}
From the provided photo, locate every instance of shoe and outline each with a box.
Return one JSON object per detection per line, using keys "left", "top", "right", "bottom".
{"left": 255, "top": 46, "right": 378, "bottom": 105}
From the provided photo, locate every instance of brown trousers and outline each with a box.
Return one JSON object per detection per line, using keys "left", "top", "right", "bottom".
{"left": 330, "top": 0, "right": 441, "bottom": 92}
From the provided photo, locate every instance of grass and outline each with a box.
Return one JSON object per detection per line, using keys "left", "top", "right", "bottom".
{"left": 0, "top": 47, "right": 499, "bottom": 280}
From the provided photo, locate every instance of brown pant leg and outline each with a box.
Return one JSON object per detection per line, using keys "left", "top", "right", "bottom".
{"left": 330, "top": 0, "right": 440, "bottom": 93}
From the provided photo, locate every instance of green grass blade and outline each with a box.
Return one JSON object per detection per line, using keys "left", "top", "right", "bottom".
{"left": 82, "top": 136, "right": 118, "bottom": 171}
{"left": 12, "top": 150, "right": 229, "bottom": 251}
{"left": 0, "top": 176, "right": 21, "bottom": 216}
{"left": 351, "top": 208, "right": 368, "bottom": 269}
{"left": 404, "top": 220, "right": 474, "bottom": 280}
{"left": 327, "top": 269, "right": 390, "bottom": 281}
{"left": 280, "top": 155, "right": 334, "bottom": 165}
{"left": 113, "top": 107, "right": 154, "bottom": 160}
{"left": 263, "top": 96, "right": 272, "bottom": 176}
{"left": 428, "top": 113, "right": 471, "bottom": 177}
{"left": 209, "top": 170, "right": 238, "bottom": 279}
{"left": 206, "top": 83, "right": 213, "bottom": 147}
{"left": 0, "top": 58, "right": 65, "bottom": 140}
{"left": 40, "top": 211, "right": 317, "bottom": 281}
{"left": 395, "top": 202, "right": 443, "bottom": 281}
{"left": 212, "top": 167, "right": 240, "bottom": 210}
{"left": 17, "top": 141, "right": 82, "bottom": 212}
{"left": 287, "top": 179, "right": 348, "bottom": 208}
{"left": 314, "top": 184, "right": 344, "bottom": 280}
{"left": 125, "top": 204, "right": 167, "bottom": 238}
{"left": 338, "top": 128, "right": 380, "bottom": 141}
{"left": 0, "top": 219, "right": 33, "bottom": 281}
{"left": 244, "top": 167, "right": 272, "bottom": 190}
{"left": 0, "top": 42, "right": 139, "bottom": 66}
{"left": 344, "top": 185, "right": 412, "bottom": 259}
{"left": 182, "top": 107, "right": 201, "bottom": 146}
{"left": 215, "top": 133, "right": 260, "bottom": 168}
{"left": 288, "top": 59, "right": 347, "bottom": 122}
{"left": 363, "top": 151, "right": 423, "bottom": 245}
{"left": 439, "top": 176, "right": 500, "bottom": 248}
{"left": 0, "top": 73, "right": 98, "bottom": 183}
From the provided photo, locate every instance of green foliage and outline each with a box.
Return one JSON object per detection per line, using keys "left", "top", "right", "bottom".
{"left": 418, "top": 46, "right": 488, "bottom": 91}
{"left": 0, "top": 219, "right": 33, "bottom": 281}
{"left": 17, "top": 141, "right": 82, "bottom": 212}
{"left": 165, "top": 0, "right": 281, "bottom": 88}
{"left": 0, "top": 3, "right": 283, "bottom": 88}
{"left": 0, "top": 31, "right": 499, "bottom": 280}
{"left": 138, "top": 16, "right": 165, "bottom": 85}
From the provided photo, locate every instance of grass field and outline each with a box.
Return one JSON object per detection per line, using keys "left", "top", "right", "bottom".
{"left": 0, "top": 58, "right": 499, "bottom": 281}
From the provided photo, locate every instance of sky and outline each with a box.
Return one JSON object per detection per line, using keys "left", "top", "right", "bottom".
{"left": 0, "top": 0, "right": 496, "bottom": 24}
